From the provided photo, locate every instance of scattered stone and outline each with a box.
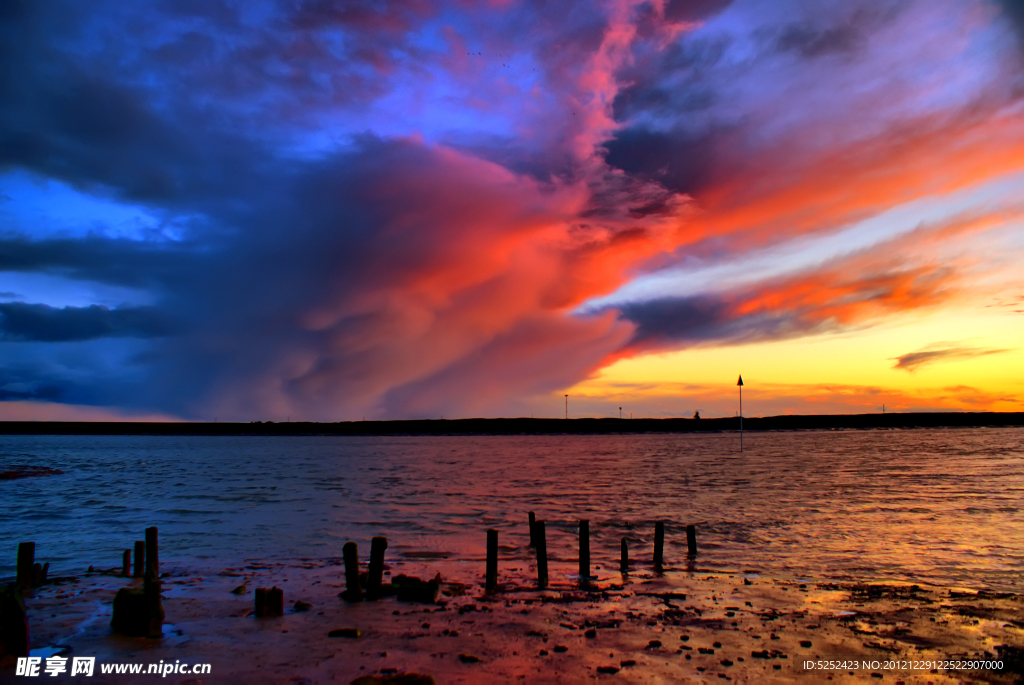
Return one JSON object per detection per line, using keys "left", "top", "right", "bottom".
{"left": 584, "top": 629, "right": 597, "bottom": 638}
{"left": 620, "top": 660, "right": 636, "bottom": 667}
{"left": 328, "top": 628, "right": 362, "bottom": 638}
{"left": 721, "top": 659, "right": 734, "bottom": 667}
{"left": 294, "top": 600, "right": 312, "bottom": 612}
{"left": 800, "top": 640, "right": 812, "bottom": 648}
{"left": 713, "top": 642, "right": 722, "bottom": 648}
{"left": 457, "top": 653, "right": 482, "bottom": 664}
{"left": 231, "top": 584, "right": 247, "bottom": 595}
{"left": 597, "top": 665, "right": 620, "bottom": 674}
{"left": 645, "top": 640, "right": 662, "bottom": 649}
{"left": 553, "top": 645, "right": 568, "bottom": 653}
{"left": 538, "top": 650, "right": 548, "bottom": 656}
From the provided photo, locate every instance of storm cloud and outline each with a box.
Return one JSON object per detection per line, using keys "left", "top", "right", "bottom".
{"left": 0, "top": 0, "right": 1022, "bottom": 419}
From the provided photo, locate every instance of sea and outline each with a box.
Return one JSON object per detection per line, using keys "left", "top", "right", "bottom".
{"left": 2, "top": 427, "right": 1022, "bottom": 591}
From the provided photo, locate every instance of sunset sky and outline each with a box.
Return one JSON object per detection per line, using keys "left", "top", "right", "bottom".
{"left": 0, "top": 0, "right": 1021, "bottom": 421}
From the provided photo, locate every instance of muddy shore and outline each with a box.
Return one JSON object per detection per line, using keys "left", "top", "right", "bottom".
{"left": 5, "top": 554, "right": 1024, "bottom": 684}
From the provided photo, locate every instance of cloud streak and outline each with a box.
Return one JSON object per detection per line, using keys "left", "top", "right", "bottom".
{"left": 893, "top": 345, "right": 1011, "bottom": 372}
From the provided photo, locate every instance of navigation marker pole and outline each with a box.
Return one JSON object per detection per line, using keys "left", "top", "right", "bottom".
{"left": 737, "top": 374, "right": 744, "bottom": 452}
{"left": 565, "top": 394, "right": 568, "bottom": 420}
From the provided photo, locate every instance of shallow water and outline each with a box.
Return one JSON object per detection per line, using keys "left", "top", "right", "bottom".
{"left": 2, "top": 428, "right": 1022, "bottom": 590}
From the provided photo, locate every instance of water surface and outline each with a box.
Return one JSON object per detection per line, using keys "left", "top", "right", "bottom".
{"left": 2, "top": 428, "right": 1021, "bottom": 590}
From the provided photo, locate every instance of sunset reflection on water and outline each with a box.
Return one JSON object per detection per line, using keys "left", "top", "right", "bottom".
{"left": 2, "top": 428, "right": 1021, "bottom": 591}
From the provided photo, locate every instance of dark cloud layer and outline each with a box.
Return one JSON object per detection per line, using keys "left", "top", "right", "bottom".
{"left": 0, "top": 303, "right": 172, "bottom": 342}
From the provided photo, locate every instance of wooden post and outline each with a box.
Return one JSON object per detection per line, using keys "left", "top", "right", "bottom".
{"left": 255, "top": 588, "right": 267, "bottom": 617}
{"left": 342, "top": 541, "right": 362, "bottom": 602}
{"left": 367, "top": 536, "right": 388, "bottom": 599}
{"left": 267, "top": 586, "right": 284, "bottom": 616}
{"left": 654, "top": 521, "right": 665, "bottom": 569}
{"left": 485, "top": 529, "right": 498, "bottom": 593}
{"left": 686, "top": 524, "right": 697, "bottom": 557}
{"left": 535, "top": 520, "right": 548, "bottom": 589}
{"left": 528, "top": 511, "right": 536, "bottom": 547}
{"left": 144, "top": 526, "right": 159, "bottom": 578}
{"left": 620, "top": 537, "right": 628, "bottom": 572}
{"left": 122, "top": 550, "right": 131, "bottom": 577}
{"left": 16, "top": 542, "right": 34, "bottom": 588}
{"left": 133, "top": 540, "right": 145, "bottom": 577}
{"left": 578, "top": 520, "right": 590, "bottom": 579}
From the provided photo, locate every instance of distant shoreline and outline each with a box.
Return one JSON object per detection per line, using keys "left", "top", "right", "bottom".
{"left": 0, "top": 412, "right": 1021, "bottom": 436}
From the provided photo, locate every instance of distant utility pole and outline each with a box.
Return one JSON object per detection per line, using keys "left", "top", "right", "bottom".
{"left": 565, "top": 394, "right": 568, "bottom": 420}
{"left": 737, "top": 374, "right": 744, "bottom": 452}
{"left": 619, "top": 407, "right": 622, "bottom": 419}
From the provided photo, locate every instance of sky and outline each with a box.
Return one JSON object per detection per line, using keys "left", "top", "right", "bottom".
{"left": 0, "top": 0, "right": 1022, "bottom": 421}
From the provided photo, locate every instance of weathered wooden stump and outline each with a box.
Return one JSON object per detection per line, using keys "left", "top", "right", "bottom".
{"left": 144, "top": 527, "right": 159, "bottom": 578}
{"left": 0, "top": 582, "right": 29, "bottom": 658}
{"left": 255, "top": 588, "right": 267, "bottom": 617}
{"left": 16, "top": 543, "right": 34, "bottom": 589}
{"left": 485, "top": 529, "right": 498, "bottom": 594}
{"left": 686, "top": 524, "right": 697, "bottom": 557}
{"left": 527, "top": 511, "right": 536, "bottom": 547}
{"left": 266, "top": 587, "right": 283, "bottom": 616}
{"left": 111, "top": 574, "right": 164, "bottom": 638}
{"left": 654, "top": 521, "right": 665, "bottom": 569}
{"left": 620, "top": 538, "right": 629, "bottom": 572}
{"left": 535, "top": 520, "right": 548, "bottom": 589}
{"left": 366, "top": 536, "right": 388, "bottom": 600}
{"left": 394, "top": 573, "right": 441, "bottom": 603}
{"left": 341, "top": 542, "right": 362, "bottom": 602}
{"left": 578, "top": 520, "right": 590, "bottom": 580}
{"left": 122, "top": 550, "right": 131, "bottom": 577}
{"left": 133, "top": 541, "right": 144, "bottom": 578}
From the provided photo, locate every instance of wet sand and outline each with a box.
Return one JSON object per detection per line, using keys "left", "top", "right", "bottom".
{"left": 8, "top": 556, "right": 1024, "bottom": 684}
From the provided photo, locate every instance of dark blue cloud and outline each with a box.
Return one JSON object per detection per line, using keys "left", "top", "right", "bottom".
{"left": 0, "top": 302, "right": 173, "bottom": 342}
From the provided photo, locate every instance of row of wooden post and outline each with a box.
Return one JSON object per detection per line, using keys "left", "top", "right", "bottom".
{"left": 120, "top": 527, "right": 159, "bottom": 578}
{"left": 521, "top": 514, "right": 698, "bottom": 589}
{"left": 16, "top": 542, "right": 48, "bottom": 589}
{"left": 18, "top": 525, "right": 160, "bottom": 585}
{"left": 341, "top": 536, "right": 388, "bottom": 602}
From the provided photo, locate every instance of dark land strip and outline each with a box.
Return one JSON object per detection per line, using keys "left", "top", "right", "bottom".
{"left": 0, "top": 412, "right": 1021, "bottom": 436}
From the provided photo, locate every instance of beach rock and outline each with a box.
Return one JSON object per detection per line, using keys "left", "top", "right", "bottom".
{"left": 0, "top": 583, "right": 29, "bottom": 660}
{"left": 553, "top": 645, "right": 568, "bottom": 653}
{"left": 111, "top": 576, "right": 164, "bottom": 638}
{"left": 0, "top": 465, "right": 63, "bottom": 480}
{"left": 620, "top": 660, "right": 636, "bottom": 667}
{"left": 597, "top": 666, "right": 619, "bottom": 674}
{"left": 457, "top": 653, "right": 482, "bottom": 663}
{"left": 645, "top": 640, "right": 662, "bottom": 649}
{"left": 231, "top": 584, "right": 247, "bottom": 595}
{"left": 328, "top": 628, "right": 362, "bottom": 638}
{"left": 350, "top": 673, "right": 435, "bottom": 685}
{"left": 584, "top": 629, "right": 597, "bottom": 638}
{"left": 800, "top": 640, "right": 812, "bottom": 648}
{"left": 293, "top": 600, "right": 312, "bottom": 612}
